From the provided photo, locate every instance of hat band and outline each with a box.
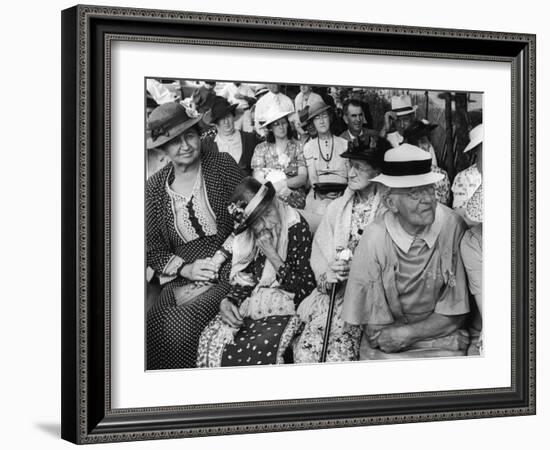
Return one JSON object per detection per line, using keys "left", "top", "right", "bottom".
{"left": 392, "top": 106, "right": 414, "bottom": 113}
{"left": 383, "top": 159, "right": 431, "bottom": 176}
{"left": 150, "top": 112, "right": 189, "bottom": 141}
{"left": 242, "top": 185, "right": 269, "bottom": 221}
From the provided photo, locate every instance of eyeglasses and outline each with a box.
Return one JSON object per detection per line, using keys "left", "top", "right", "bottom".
{"left": 345, "top": 160, "right": 374, "bottom": 174}
{"left": 313, "top": 112, "right": 330, "bottom": 121}
{"left": 391, "top": 185, "right": 436, "bottom": 201}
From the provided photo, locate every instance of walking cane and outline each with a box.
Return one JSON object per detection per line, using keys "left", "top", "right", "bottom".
{"left": 320, "top": 282, "right": 338, "bottom": 363}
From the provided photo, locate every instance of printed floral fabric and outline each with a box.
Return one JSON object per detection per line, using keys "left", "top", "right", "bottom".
{"left": 348, "top": 194, "right": 379, "bottom": 253}
{"left": 251, "top": 140, "right": 307, "bottom": 209}
{"left": 196, "top": 217, "right": 316, "bottom": 367}
{"left": 451, "top": 165, "right": 482, "bottom": 209}
{"left": 432, "top": 165, "right": 451, "bottom": 206}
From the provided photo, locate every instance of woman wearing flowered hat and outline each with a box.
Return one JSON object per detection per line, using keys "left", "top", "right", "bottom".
{"left": 293, "top": 139, "right": 388, "bottom": 363}
{"left": 145, "top": 101, "right": 244, "bottom": 369}
{"left": 197, "top": 177, "right": 316, "bottom": 367}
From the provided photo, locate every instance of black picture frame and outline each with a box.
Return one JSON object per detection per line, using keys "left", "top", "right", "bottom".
{"left": 61, "top": 4, "right": 536, "bottom": 444}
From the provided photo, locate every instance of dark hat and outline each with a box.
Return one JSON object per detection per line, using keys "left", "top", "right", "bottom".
{"left": 403, "top": 119, "right": 438, "bottom": 144}
{"left": 146, "top": 102, "right": 202, "bottom": 150}
{"left": 203, "top": 96, "right": 238, "bottom": 125}
{"left": 340, "top": 137, "right": 383, "bottom": 167}
{"left": 312, "top": 183, "right": 348, "bottom": 195}
{"left": 228, "top": 178, "right": 277, "bottom": 235}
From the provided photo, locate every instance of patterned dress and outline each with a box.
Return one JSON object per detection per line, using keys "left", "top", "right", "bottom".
{"left": 251, "top": 140, "right": 307, "bottom": 209}
{"left": 294, "top": 191, "right": 384, "bottom": 363}
{"left": 146, "top": 150, "right": 244, "bottom": 369}
{"left": 197, "top": 216, "right": 317, "bottom": 366}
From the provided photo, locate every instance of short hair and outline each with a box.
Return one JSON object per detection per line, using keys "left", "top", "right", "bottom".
{"left": 343, "top": 98, "right": 372, "bottom": 127}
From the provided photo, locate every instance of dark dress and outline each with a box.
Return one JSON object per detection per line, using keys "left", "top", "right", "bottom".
{"left": 201, "top": 130, "right": 260, "bottom": 177}
{"left": 146, "top": 150, "right": 244, "bottom": 369}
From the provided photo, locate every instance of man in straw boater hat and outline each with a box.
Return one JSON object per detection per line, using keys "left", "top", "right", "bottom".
{"left": 342, "top": 144, "right": 471, "bottom": 359}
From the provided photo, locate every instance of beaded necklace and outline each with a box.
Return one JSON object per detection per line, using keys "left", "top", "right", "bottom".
{"left": 317, "top": 136, "right": 334, "bottom": 169}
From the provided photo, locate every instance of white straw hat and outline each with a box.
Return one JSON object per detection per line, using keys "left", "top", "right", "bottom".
{"left": 390, "top": 95, "right": 418, "bottom": 117}
{"left": 464, "top": 123, "right": 483, "bottom": 152}
{"left": 371, "top": 143, "right": 444, "bottom": 188}
{"left": 260, "top": 104, "right": 294, "bottom": 129}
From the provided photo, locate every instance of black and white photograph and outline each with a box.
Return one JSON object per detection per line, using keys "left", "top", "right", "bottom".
{"left": 145, "top": 79, "right": 484, "bottom": 370}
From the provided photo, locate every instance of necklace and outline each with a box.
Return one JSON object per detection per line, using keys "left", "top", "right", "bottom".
{"left": 317, "top": 136, "right": 334, "bottom": 169}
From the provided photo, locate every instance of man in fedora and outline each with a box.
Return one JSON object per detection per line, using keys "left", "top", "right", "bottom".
{"left": 201, "top": 96, "right": 260, "bottom": 177}
{"left": 380, "top": 94, "right": 418, "bottom": 148}
{"left": 342, "top": 144, "right": 471, "bottom": 359}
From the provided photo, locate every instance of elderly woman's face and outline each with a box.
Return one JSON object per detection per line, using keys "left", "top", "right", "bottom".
{"left": 162, "top": 127, "right": 201, "bottom": 166}
{"left": 346, "top": 159, "right": 379, "bottom": 192}
{"left": 250, "top": 202, "right": 281, "bottom": 237}
{"left": 313, "top": 111, "right": 331, "bottom": 135}
{"left": 389, "top": 184, "right": 437, "bottom": 229}
{"left": 269, "top": 118, "right": 289, "bottom": 140}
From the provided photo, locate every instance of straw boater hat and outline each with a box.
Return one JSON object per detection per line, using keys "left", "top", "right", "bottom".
{"left": 146, "top": 102, "right": 202, "bottom": 150}
{"left": 228, "top": 179, "right": 276, "bottom": 235}
{"left": 260, "top": 104, "right": 294, "bottom": 129}
{"left": 390, "top": 95, "right": 418, "bottom": 117}
{"left": 371, "top": 143, "right": 444, "bottom": 188}
{"left": 202, "top": 96, "right": 238, "bottom": 125}
{"left": 303, "top": 100, "right": 331, "bottom": 122}
{"left": 464, "top": 123, "right": 483, "bottom": 152}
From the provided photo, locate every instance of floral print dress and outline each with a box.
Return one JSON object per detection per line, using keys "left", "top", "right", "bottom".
{"left": 251, "top": 139, "right": 307, "bottom": 209}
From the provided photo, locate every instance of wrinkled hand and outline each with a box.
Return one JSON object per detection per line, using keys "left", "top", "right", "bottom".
{"left": 180, "top": 258, "right": 218, "bottom": 282}
{"left": 278, "top": 186, "right": 292, "bottom": 200}
{"left": 255, "top": 229, "right": 277, "bottom": 256}
{"left": 219, "top": 298, "right": 243, "bottom": 327}
{"left": 369, "top": 325, "right": 411, "bottom": 353}
{"left": 325, "top": 259, "right": 350, "bottom": 283}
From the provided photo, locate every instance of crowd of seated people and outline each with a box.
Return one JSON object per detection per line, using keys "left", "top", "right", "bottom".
{"left": 145, "top": 80, "right": 483, "bottom": 369}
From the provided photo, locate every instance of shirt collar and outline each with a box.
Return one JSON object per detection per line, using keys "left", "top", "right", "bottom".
{"left": 384, "top": 204, "right": 443, "bottom": 253}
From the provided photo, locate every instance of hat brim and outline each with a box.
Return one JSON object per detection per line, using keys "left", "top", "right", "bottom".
{"left": 307, "top": 104, "right": 331, "bottom": 122}
{"left": 393, "top": 105, "right": 418, "bottom": 117}
{"left": 233, "top": 183, "right": 276, "bottom": 235}
{"left": 371, "top": 171, "right": 443, "bottom": 188}
{"left": 146, "top": 116, "right": 202, "bottom": 150}
{"left": 340, "top": 150, "right": 381, "bottom": 165}
{"left": 463, "top": 136, "right": 483, "bottom": 152}
{"left": 261, "top": 110, "right": 294, "bottom": 129}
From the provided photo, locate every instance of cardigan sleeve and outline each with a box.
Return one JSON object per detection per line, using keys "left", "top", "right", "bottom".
{"left": 145, "top": 169, "right": 185, "bottom": 281}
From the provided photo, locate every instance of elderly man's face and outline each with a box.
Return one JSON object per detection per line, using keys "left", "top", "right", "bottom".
{"left": 389, "top": 184, "right": 437, "bottom": 231}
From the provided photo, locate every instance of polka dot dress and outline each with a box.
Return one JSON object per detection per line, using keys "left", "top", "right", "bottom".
{"left": 146, "top": 150, "right": 244, "bottom": 370}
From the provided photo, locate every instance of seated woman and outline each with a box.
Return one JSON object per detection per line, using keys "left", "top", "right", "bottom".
{"left": 251, "top": 105, "right": 308, "bottom": 209}
{"left": 294, "top": 140, "right": 387, "bottom": 363}
{"left": 145, "top": 102, "right": 244, "bottom": 370}
{"left": 197, "top": 178, "right": 316, "bottom": 367}
{"left": 302, "top": 100, "right": 349, "bottom": 225}
{"left": 460, "top": 185, "right": 483, "bottom": 355}
{"left": 201, "top": 96, "right": 260, "bottom": 177}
